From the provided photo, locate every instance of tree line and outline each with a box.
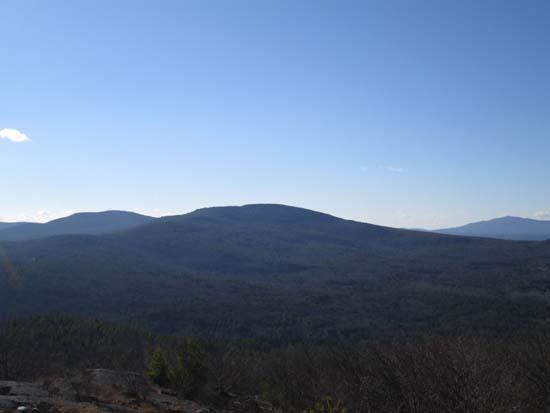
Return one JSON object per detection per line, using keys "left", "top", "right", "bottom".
{"left": 3, "top": 315, "right": 550, "bottom": 412}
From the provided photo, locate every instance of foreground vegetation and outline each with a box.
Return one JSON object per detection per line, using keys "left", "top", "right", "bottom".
{"left": 3, "top": 315, "right": 550, "bottom": 412}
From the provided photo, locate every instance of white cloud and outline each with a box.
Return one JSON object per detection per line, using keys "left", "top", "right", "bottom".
{"left": 533, "top": 211, "right": 550, "bottom": 220}
{"left": 381, "top": 165, "right": 405, "bottom": 173}
{"left": 0, "top": 128, "right": 30, "bottom": 143}
{"left": 2, "top": 210, "right": 73, "bottom": 223}
{"left": 136, "top": 208, "right": 176, "bottom": 218}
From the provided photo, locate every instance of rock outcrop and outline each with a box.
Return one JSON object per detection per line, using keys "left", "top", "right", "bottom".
{"left": 0, "top": 370, "right": 278, "bottom": 413}
{"left": 1, "top": 370, "right": 208, "bottom": 413}
{"left": 0, "top": 381, "right": 49, "bottom": 411}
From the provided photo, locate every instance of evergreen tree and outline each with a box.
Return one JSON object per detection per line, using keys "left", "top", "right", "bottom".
{"left": 146, "top": 347, "right": 169, "bottom": 386}
{"left": 170, "top": 338, "right": 207, "bottom": 398}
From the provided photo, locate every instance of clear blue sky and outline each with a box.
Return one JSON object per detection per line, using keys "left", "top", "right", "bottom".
{"left": 1, "top": 0, "right": 549, "bottom": 228}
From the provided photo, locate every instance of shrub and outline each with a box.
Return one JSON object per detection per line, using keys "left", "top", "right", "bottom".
{"left": 304, "top": 396, "right": 347, "bottom": 413}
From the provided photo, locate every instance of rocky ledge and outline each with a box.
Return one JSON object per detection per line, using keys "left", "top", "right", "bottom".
{"left": 0, "top": 369, "right": 278, "bottom": 413}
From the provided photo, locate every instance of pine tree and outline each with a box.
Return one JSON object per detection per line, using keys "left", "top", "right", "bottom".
{"left": 146, "top": 347, "right": 169, "bottom": 386}
{"left": 170, "top": 338, "right": 207, "bottom": 398}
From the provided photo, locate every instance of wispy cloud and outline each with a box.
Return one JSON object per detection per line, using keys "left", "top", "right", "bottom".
{"left": 381, "top": 165, "right": 405, "bottom": 173}
{"left": 534, "top": 211, "right": 550, "bottom": 220}
{"left": 0, "top": 128, "right": 30, "bottom": 143}
{"left": 0, "top": 210, "right": 73, "bottom": 223}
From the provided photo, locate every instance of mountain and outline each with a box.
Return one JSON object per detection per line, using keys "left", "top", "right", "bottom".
{"left": 0, "top": 210, "right": 156, "bottom": 241}
{"left": 0, "top": 222, "right": 27, "bottom": 231}
{"left": 1, "top": 204, "right": 550, "bottom": 345}
{"left": 434, "top": 216, "right": 550, "bottom": 240}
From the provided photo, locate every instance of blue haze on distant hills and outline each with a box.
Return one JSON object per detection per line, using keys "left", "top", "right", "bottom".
{"left": 434, "top": 216, "right": 550, "bottom": 241}
{"left": 1, "top": 207, "right": 550, "bottom": 242}
{"left": 0, "top": 211, "right": 154, "bottom": 241}
{"left": 0, "top": 222, "right": 27, "bottom": 231}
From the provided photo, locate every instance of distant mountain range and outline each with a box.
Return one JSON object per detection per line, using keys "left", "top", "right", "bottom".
{"left": 2, "top": 203, "right": 550, "bottom": 344}
{"left": 2, "top": 210, "right": 549, "bottom": 243}
{"left": 0, "top": 222, "right": 27, "bottom": 231}
{"left": 434, "top": 216, "right": 550, "bottom": 241}
{"left": 0, "top": 211, "right": 155, "bottom": 241}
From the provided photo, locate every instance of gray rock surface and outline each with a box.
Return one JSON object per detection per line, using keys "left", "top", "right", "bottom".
{"left": 0, "top": 370, "right": 279, "bottom": 413}
{"left": 0, "top": 370, "right": 208, "bottom": 413}
{"left": 0, "top": 381, "right": 49, "bottom": 410}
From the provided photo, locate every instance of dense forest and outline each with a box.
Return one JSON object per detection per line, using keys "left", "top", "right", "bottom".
{"left": 1, "top": 205, "right": 550, "bottom": 346}
{"left": 3, "top": 206, "right": 550, "bottom": 410}
{"left": 3, "top": 315, "right": 550, "bottom": 412}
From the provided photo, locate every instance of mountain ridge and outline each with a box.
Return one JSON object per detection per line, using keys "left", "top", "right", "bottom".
{"left": 2, "top": 203, "right": 550, "bottom": 343}
{"left": 0, "top": 222, "right": 28, "bottom": 231}
{"left": 5, "top": 205, "right": 548, "bottom": 242}
{"left": 434, "top": 215, "right": 550, "bottom": 240}
{"left": 0, "top": 210, "right": 156, "bottom": 241}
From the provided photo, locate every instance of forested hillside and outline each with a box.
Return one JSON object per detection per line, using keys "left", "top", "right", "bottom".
{"left": 0, "top": 211, "right": 155, "bottom": 241}
{"left": 1, "top": 205, "right": 550, "bottom": 345}
{"left": 0, "top": 223, "right": 26, "bottom": 231}
{"left": 435, "top": 216, "right": 550, "bottom": 240}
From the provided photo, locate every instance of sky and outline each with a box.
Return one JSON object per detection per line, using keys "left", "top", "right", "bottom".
{"left": 1, "top": 0, "right": 549, "bottom": 229}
